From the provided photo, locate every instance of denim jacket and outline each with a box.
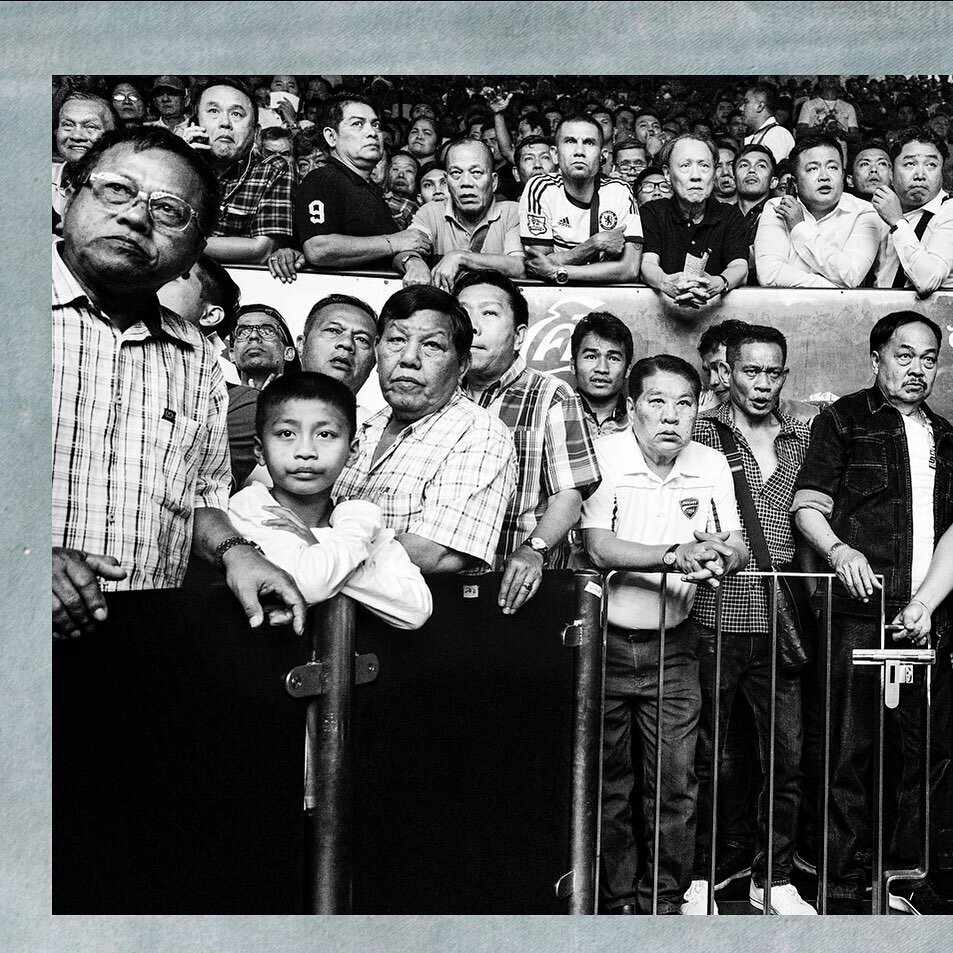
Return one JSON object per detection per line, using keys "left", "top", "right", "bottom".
{"left": 793, "top": 386, "right": 953, "bottom": 617}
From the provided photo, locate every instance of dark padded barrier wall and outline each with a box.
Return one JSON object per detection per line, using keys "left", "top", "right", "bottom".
{"left": 53, "top": 584, "right": 308, "bottom": 914}
{"left": 350, "top": 571, "right": 579, "bottom": 914}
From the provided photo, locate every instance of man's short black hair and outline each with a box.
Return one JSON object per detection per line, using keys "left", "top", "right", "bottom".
{"left": 70, "top": 125, "right": 222, "bottom": 235}
{"left": 726, "top": 324, "right": 788, "bottom": 366}
{"left": 628, "top": 354, "right": 701, "bottom": 402}
{"left": 378, "top": 285, "right": 473, "bottom": 360}
{"left": 520, "top": 111, "right": 547, "bottom": 136}
{"left": 870, "top": 311, "right": 942, "bottom": 353}
{"left": 570, "top": 311, "right": 634, "bottom": 367}
{"left": 888, "top": 125, "right": 949, "bottom": 163}
{"left": 746, "top": 81, "right": 779, "bottom": 115}
{"left": 514, "top": 134, "right": 554, "bottom": 164}
{"left": 453, "top": 269, "right": 529, "bottom": 330}
{"left": 632, "top": 165, "right": 667, "bottom": 193}
{"left": 444, "top": 136, "right": 495, "bottom": 170}
{"left": 321, "top": 92, "right": 375, "bottom": 134}
{"left": 714, "top": 137, "right": 739, "bottom": 157}
{"left": 555, "top": 113, "right": 604, "bottom": 146}
{"left": 634, "top": 110, "right": 660, "bottom": 124}
{"left": 195, "top": 255, "right": 241, "bottom": 337}
{"left": 850, "top": 137, "right": 891, "bottom": 168}
{"left": 303, "top": 294, "right": 378, "bottom": 341}
{"left": 789, "top": 130, "right": 844, "bottom": 169}
{"left": 260, "top": 125, "right": 293, "bottom": 147}
{"left": 734, "top": 142, "right": 775, "bottom": 173}
{"left": 195, "top": 75, "right": 258, "bottom": 126}
{"left": 612, "top": 138, "right": 647, "bottom": 162}
{"left": 697, "top": 319, "right": 751, "bottom": 357}
{"left": 255, "top": 371, "right": 357, "bottom": 440}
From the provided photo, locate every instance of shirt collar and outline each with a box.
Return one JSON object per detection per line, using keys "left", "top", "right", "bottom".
{"left": 444, "top": 198, "right": 503, "bottom": 230}
{"left": 329, "top": 155, "right": 380, "bottom": 190}
{"left": 670, "top": 195, "right": 722, "bottom": 226}
{"left": 579, "top": 391, "right": 628, "bottom": 424}
{"left": 465, "top": 355, "right": 524, "bottom": 404}
{"left": 909, "top": 189, "right": 950, "bottom": 217}
{"left": 618, "top": 428, "right": 701, "bottom": 480}
{"left": 715, "top": 398, "right": 799, "bottom": 439}
{"left": 52, "top": 241, "right": 193, "bottom": 348}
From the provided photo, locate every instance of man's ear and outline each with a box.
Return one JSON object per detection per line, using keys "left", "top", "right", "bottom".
{"left": 625, "top": 395, "right": 636, "bottom": 426}
{"left": 512, "top": 164, "right": 520, "bottom": 183}
{"left": 199, "top": 305, "right": 225, "bottom": 331}
{"left": 253, "top": 434, "right": 265, "bottom": 467}
{"left": 346, "top": 435, "right": 360, "bottom": 468}
{"left": 769, "top": 175, "right": 779, "bottom": 191}
{"left": 846, "top": 173, "right": 854, "bottom": 189}
{"left": 323, "top": 125, "right": 336, "bottom": 150}
{"left": 295, "top": 333, "right": 305, "bottom": 353}
{"left": 284, "top": 345, "right": 296, "bottom": 363}
{"left": 514, "top": 323, "right": 527, "bottom": 354}
{"left": 716, "top": 359, "right": 731, "bottom": 388}
{"left": 491, "top": 170, "right": 499, "bottom": 194}
{"left": 457, "top": 352, "right": 472, "bottom": 384}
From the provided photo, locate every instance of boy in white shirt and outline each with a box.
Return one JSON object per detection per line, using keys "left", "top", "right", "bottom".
{"left": 229, "top": 372, "right": 432, "bottom": 629}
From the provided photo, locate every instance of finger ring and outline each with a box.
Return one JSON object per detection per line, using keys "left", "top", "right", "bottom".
{"left": 523, "top": 581, "right": 533, "bottom": 589}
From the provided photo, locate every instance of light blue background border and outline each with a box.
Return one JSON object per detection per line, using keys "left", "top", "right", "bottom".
{"left": 2, "top": 1, "right": 950, "bottom": 949}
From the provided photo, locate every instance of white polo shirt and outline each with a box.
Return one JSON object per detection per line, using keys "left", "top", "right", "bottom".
{"left": 580, "top": 429, "right": 740, "bottom": 630}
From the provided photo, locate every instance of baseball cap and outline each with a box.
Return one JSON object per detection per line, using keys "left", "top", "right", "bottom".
{"left": 152, "top": 75, "right": 186, "bottom": 94}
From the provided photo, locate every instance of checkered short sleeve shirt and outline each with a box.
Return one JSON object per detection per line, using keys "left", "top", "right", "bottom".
{"left": 471, "top": 359, "right": 601, "bottom": 564}
{"left": 213, "top": 152, "right": 295, "bottom": 241}
{"left": 333, "top": 391, "right": 517, "bottom": 570}
{"left": 52, "top": 245, "right": 231, "bottom": 590}
{"left": 691, "top": 403, "right": 812, "bottom": 633}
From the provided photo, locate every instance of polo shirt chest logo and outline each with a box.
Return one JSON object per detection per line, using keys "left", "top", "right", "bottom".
{"left": 680, "top": 496, "right": 699, "bottom": 518}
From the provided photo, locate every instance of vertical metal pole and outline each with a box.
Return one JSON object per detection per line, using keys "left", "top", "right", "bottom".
{"left": 764, "top": 575, "right": 779, "bottom": 914}
{"left": 305, "top": 595, "right": 356, "bottom": 914}
{"left": 872, "top": 589, "right": 886, "bottom": 915}
{"left": 707, "top": 586, "right": 724, "bottom": 915}
{"left": 651, "top": 576, "right": 668, "bottom": 915}
{"left": 818, "top": 577, "right": 832, "bottom": 915}
{"left": 568, "top": 570, "right": 607, "bottom": 915}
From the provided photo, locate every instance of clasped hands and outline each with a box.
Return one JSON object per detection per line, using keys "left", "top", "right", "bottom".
{"left": 669, "top": 530, "right": 737, "bottom": 588}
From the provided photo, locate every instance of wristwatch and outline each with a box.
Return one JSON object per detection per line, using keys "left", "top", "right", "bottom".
{"left": 554, "top": 267, "right": 569, "bottom": 285}
{"left": 524, "top": 536, "right": 549, "bottom": 558}
{"left": 662, "top": 543, "right": 679, "bottom": 567}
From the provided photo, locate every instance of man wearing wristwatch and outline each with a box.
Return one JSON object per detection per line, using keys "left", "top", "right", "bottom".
{"left": 456, "top": 270, "right": 601, "bottom": 615}
{"left": 792, "top": 311, "right": 953, "bottom": 915}
{"left": 580, "top": 354, "right": 747, "bottom": 914}
{"left": 519, "top": 114, "right": 642, "bottom": 285}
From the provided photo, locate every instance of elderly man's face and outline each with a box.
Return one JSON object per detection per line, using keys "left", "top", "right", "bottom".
{"left": 447, "top": 142, "right": 496, "bottom": 218}
{"left": 666, "top": 138, "right": 715, "bottom": 205}
{"left": 198, "top": 84, "right": 257, "bottom": 162}
{"left": 56, "top": 99, "right": 114, "bottom": 164}
{"left": 419, "top": 168, "right": 448, "bottom": 204}
{"left": 851, "top": 147, "right": 892, "bottom": 196}
{"left": 297, "top": 149, "right": 329, "bottom": 180}
{"left": 300, "top": 304, "right": 377, "bottom": 393}
{"left": 261, "top": 133, "right": 293, "bottom": 159}
{"left": 795, "top": 144, "right": 844, "bottom": 215}
{"left": 628, "top": 371, "right": 698, "bottom": 465}
{"left": 614, "top": 146, "right": 647, "bottom": 184}
{"left": 154, "top": 88, "right": 185, "bottom": 120}
{"left": 872, "top": 321, "right": 938, "bottom": 411}
{"left": 715, "top": 147, "right": 737, "bottom": 198}
{"left": 387, "top": 154, "right": 418, "bottom": 198}
{"left": 377, "top": 309, "right": 467, "bottom": 424}
{"left": 892, "top": 139, "right": 944, "bottom": 212}
{"left": 741, "top": 90, "right": 763, "bottom": 132}
{"left": 111, "top": 83, "right": 145, "bottom": 122}
{"left": 728, "top": 114, "right": 748, "bottom": 141}
{"left": 456, "top": 282, "right": 523, "bottom": 385}
{"left": 62, "top": 143, "right": 206, "bottom": 293}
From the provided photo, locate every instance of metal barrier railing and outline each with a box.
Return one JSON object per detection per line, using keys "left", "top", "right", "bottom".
{"left": 634, "top": 570, "right": 936, "bottom": 915}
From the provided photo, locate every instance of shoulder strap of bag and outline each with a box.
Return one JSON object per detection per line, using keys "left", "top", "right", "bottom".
{"left": 713, "top": 419, "right": 772, "bottom": 571}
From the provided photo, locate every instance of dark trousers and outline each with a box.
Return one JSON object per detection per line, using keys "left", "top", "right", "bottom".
{"left": 693, "top": 628, "right": 803, "bottom": 885}
{"left": 600, "top": 620, "right": 700, "bottom": 914}
{"left": 718, "top": 697, "right": 760, "bottom": 852}
{"left": 819, "top": 614, "right": 952, "bottom": 898}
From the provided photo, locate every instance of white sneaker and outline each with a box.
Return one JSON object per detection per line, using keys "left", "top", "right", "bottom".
{"left": 681, "top": 880, "right": 719, "bottom": 915}
{"left": 749, "top": 881, "right": 818, "bottom": 915}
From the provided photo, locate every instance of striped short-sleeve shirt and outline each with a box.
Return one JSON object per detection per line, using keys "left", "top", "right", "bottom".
{"left": 52, "top": 244, "right": 231, "bottom": 590}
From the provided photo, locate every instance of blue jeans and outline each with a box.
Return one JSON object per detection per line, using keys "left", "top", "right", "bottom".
{"left": 692, "top": 628, "right": 803, "bottom": 886}
{"left": 600, "top": 619, "right": 701, "bottom": 914}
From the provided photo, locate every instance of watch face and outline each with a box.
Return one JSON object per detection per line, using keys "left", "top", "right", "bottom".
{"left": 555, "top": 269, "right": 568, "bottom": 284}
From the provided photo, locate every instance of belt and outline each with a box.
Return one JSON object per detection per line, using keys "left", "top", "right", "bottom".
{"left": 607, "top": 622, "right": 659, "bottom": 644}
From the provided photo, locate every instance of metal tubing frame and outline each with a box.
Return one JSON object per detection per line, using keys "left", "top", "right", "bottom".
{"left": 305, "top": 595, "right": 356, "bottom": 914}
{"left": 818, "top": 576, "right": 833, "bottom": 915}
{"left": 568, "top": 570, "right": 608, "bottom": 914}
{"left": 763, "top": 575, "right": 779, "bottom": 914}
{"left": 651, "top": 573, "right": 668, "bottom": 915}
{"left": 706, "top": 587, "right": 724, "bottom": 915}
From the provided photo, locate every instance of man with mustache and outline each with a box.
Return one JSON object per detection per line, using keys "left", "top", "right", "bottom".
{"left": 194, "top": 76, "right": 296, "bottom": 266}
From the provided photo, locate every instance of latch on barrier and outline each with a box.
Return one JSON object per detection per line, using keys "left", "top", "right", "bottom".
{"left": 561, "top": 620, "right": 582, "bottom": 647}
{"left": 284, "top": 653, "right": 380, "bottom": 698}
{"left": 851, "top": 648, "right": 935, "bottom": 709}
{"left": 555, "top": 870, "right": 574, "bottom": 899}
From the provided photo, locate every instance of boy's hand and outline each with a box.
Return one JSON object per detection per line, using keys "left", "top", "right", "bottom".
{"left": 263, "top": 505, "right": 315, "bottom": 544}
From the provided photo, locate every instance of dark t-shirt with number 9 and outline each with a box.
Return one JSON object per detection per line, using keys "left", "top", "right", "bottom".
{"left": 294, "top": 157, "right": 399, "bottom": 270}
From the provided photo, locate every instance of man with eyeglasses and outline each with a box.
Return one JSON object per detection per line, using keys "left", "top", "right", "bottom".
{"left": 632, "top": 167, "right": 673, "bottom": 208}
{"left": 53, "top": 125, "right": 305, "bottom": 642}
{"left": 109, "top": 81, "right": 146, "bottom": 126}
{"left": 612, "top": 140, "right": 649, "bottom": 190}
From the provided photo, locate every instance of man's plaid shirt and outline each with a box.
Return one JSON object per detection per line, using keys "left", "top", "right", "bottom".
{"left": 469, "top": 358, "right": 601, "bottom": 566}
{"left": 333, "top": 390, "right": 517, "bottom": 571}
{"left": 52, "top": 245, "right": 231, "bottom": 590}
{"left": 692, "top": 401, "right": 811, "bottom": 633}
{"left": 213, "top": 151, "right": 295, "bottom": 241}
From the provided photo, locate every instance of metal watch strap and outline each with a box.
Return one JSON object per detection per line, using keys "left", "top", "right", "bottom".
{"left": 215, "top": 536, "right": 264, "bottom": 569}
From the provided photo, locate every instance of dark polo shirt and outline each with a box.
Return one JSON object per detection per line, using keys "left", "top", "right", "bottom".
{"left": 640, "top": 195, "right": 748, "bottom": 275}
{"left": 295, "top": 157, "right": 399, "bottom": 269}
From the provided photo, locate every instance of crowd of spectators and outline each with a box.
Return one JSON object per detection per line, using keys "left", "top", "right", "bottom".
{"left": 51, "top": 72, "right": 953, "bottom": 917}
